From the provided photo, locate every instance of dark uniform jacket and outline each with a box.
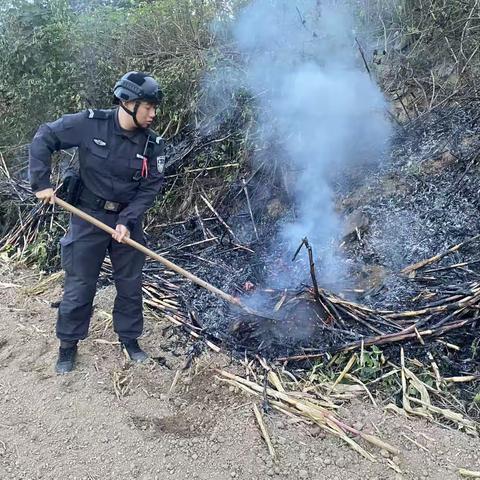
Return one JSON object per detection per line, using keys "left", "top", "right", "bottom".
{"left": 29, "top": 108, "right": 165, "bottom": 231}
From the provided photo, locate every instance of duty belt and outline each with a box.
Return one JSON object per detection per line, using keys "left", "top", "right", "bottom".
{"left": 78, "top": 187, "right": 127, "bottom": 213}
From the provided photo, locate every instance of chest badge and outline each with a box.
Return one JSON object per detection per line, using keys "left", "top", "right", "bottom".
{"left": 93, "top": 138, "right": 107, "bottom": 147}
{"left": 157, "top": 155, "right": 165, "bottom": 174}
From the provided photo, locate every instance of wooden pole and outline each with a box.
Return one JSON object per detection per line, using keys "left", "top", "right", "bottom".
{"left": 54, "top": 197, "right": 242, "bottom": 308}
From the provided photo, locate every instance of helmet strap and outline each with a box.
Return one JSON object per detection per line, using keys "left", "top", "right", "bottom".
{"left": 120, "top": 100, "right": 143, "bottom": 129}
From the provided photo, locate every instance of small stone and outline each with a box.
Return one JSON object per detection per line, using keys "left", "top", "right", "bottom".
{"left": 172, "top": 397, "right": 183, "bottom": 407}
{"left": 380, "top": 449, "right": 390, "bottom": 459}
{"left": 299, "top": 470, "right": 308, "bottom": 479}
{"left": 192, "top": 453, "right": 198, "bottom": 460}
{"left": 230, "top": 471, "right": 237, "bottom": 478}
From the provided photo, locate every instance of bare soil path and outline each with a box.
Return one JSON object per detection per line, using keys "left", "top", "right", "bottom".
{"left": 0, "top": 261, "right": 478, "bottom": 480}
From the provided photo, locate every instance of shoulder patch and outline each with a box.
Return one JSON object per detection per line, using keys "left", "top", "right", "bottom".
{"left": 86, "top": 109, "right": 111, "bottom": 120}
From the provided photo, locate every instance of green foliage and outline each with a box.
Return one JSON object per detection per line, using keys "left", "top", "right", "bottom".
{"left": 0, "top": 0, "right": 78, "bottom": 144}
{"left": 23, "top": 229, "right": 61, "bottom": 271}
{"left": 357, "top": 345, "right": 386, "bottom": 380}
{"left": 0, "top": 0, "right": 242, "bottom": 148}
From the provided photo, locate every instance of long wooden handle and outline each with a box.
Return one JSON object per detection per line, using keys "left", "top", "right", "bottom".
{"left": 54, "top": 197, "right": 242, "bottom": 307}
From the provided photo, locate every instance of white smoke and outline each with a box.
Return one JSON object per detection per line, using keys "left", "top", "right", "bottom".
{"left": 209, "top": 0, "right": 391, "bottom": 286}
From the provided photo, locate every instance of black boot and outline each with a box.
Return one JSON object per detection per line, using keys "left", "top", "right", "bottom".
{"left": 55, "top": 341, "right": 78, "bottom": 374}
{"left": 121, "top": 339, "right": 148, "bottom": 363}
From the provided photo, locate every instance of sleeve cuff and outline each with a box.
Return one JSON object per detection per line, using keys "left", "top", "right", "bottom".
{"left": 32, "top": 181, "right": 53, "bottom": 193}
{"left": 117, "top": 217, "right": 136, "bottom": 233}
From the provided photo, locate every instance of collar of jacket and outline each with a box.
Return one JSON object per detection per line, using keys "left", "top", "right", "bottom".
{"left": 112, "top": 107, "right": 145, "bottom": 145}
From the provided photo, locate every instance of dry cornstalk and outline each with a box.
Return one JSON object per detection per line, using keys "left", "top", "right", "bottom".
{"left": 444, "top": 375, "right": 478, "bottom": 383}
{"left": 252, "top": 403, "right": 276, "bottom": 460}
{"left": 459, "top": 469, "right": 480, "bottom": 478}
{"left": 147, "top": 309, "right": 221, "bottom": 353}
{"left": 0, "top": 282, "right": 20, "bottom": 289}
{"left": 112, "top": 370, "right": 132, "bottom": 399}
{"left": 217, "top": 369, "right": 399, "bottom": 460}
{"left": 328, "top": 353, "right": 356, "bottom": 395}
{"left": 168, "top": 369, "right": 182, "bottom": 395}
{"left": 401, "top": 235, "right": 480, "bottom": 275}
{"left": 400, "top": 433, "right": 429, "bottom": 453}
{"left": 200, "top": 194, "right": 239, "bottom": 243}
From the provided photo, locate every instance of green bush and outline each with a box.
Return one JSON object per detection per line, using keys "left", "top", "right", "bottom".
{"left": 0, "top": 0, "right": 240, "bottom": 148}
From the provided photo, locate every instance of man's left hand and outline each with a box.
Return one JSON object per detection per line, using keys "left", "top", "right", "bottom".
{"left": 113, "top": 224, "right": 130, "bottom": 243}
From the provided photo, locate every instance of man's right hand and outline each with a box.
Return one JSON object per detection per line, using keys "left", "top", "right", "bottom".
{"left": 35, "top": 188, "right": 55, "bottom": 204}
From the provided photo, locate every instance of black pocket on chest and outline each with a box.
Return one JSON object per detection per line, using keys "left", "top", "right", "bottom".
{"left": 129, "top": 157, "right": 144, "bottom": 181}
{"left": 86, "top": 143, "right": 109, "bottom": 159}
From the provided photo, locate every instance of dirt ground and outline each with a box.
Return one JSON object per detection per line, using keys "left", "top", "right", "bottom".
{"left": 0, "top": 260, "right": 479, "bottom": 480}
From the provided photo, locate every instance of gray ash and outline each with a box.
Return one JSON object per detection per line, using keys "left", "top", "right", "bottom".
{"left": 149, "top": 104, "right": 480, "bottom": 370}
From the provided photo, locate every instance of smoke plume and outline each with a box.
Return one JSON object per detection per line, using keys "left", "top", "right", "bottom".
{"left": 209, "top": 0, "right": 391, "bottom": 287}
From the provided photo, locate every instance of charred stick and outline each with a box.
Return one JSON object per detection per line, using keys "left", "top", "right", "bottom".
{"left": 277, "top": 318, "right": 476, "bottom": 362}
{"left": 0, "top": 152, "right": 11, "bottom": 179}
{"left": 431, "top": 291, "right": 480, "bottom": 327}
{"left": 355, "top": 37, "right": 372, "bottom": 79}
{"left": 194, "top": 203, "right": 210, "bottom": 241}
{"left": 339, "top": 317, "right": 476, "bottom": 353}
{"left": 424, "top": 259, "right": 480, "bottom": 274}
{"left": 161, "top": 312, "right": 220, "bottom": 352}
{"left": 291, "top": 238, "right": 305, "bottom": 262}
{"left": 304, "top": 238, "right": 321, "bottom": 299}
{"left": 300, "top": 238, "right": 326, "bottom": 315}
{"left": 383, "top": 294, "right": 478, "bottom": 319}
{"left": 448, "top": 149, "right": 480, "bottom": 193}
{"left": 177, "top": 237, "right": 219, "bottom": 250}
{"left": 423, "top": 294, "right": 465, "bottom": 308}
{"left": 328, "top": 296, "right": 394, "bottom": 315}
{"left": 317, "top": 290, "right": 346, "bottom": 327}
{"left": 200, "top": 194, "right": 239, "bottom": 243}
{"left": 242, "top": 178, "right": 259, "bottom": 241}
{"left": 164, "top": 163, "right": 239, "bottom": 179}
{"left": 402, "top": 234, "right": 480, "bottom": 275}
{"left": 300, "top": 240, "right": 343, "bottom": 324}
{"left": 334, "top": 304, "right": 385, "bottom": 335}
{"left": 292, "top": 238, "right": 338, "bottom": 322}
{"left": 352, "top": 308, "right": 402, "bottom": 332}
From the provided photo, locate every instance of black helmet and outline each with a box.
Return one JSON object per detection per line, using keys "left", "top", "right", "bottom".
{"left": 113, "top": 71, "right": 163, "bottom": 105}
{"left": 113, "top": 71, "right": 163, "bottom": 129}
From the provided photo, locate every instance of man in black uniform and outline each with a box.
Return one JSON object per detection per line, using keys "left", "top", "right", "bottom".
{"left": 29, "top": 72, "right": 165, "bottom": 373}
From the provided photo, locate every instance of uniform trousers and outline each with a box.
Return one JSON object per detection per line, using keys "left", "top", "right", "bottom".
{"left": 57, "top": 207, "right": 145, "bottom": 342}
